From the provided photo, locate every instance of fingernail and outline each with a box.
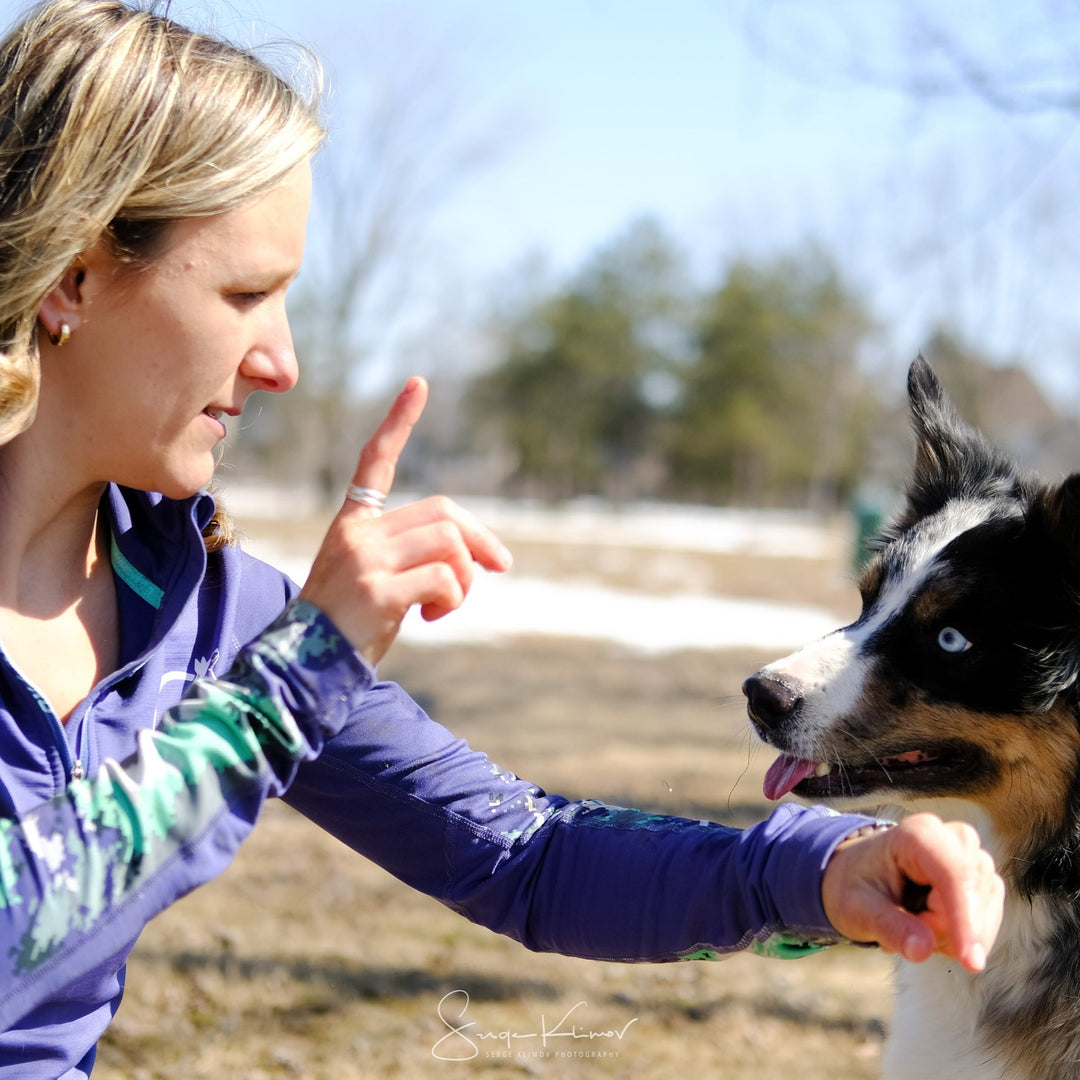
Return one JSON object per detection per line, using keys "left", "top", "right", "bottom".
{"left": 967, "top": 944, "right": 986, "bottom": 971}
{"left": 902, "top": 930, "right": 929, "bottom": 963}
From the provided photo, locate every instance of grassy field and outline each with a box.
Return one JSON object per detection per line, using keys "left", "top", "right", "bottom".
{"left": 97, "top": 515, "right": 893, "bottom": 1080}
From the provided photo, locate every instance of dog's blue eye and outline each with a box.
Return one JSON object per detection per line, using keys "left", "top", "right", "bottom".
{"left": 937, "top": 627, "right": 971, "bottom": 654}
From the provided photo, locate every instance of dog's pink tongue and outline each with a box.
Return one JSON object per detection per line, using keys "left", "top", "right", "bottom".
{"left": 763, "top": 754, "right": 818, "bottom": 801}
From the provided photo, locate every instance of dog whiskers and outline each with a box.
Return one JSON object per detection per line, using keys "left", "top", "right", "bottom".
{"left": 727, "top": 732, "right": 759, "bottom": 813}
{"left": 840, "top": 729, "right": 895, "bottom": 785}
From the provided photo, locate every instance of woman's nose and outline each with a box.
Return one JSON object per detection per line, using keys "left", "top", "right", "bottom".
{"left": 242, "top": 344, "right": 299, "bottom": 394}
{"left": 240, "top": 313, "right": 300, "bottom": 393}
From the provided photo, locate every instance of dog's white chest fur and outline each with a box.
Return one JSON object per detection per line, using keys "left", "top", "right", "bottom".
{"left": 885, "top": 956, "right": 996, "bottom": 1080}
{"left": 884, "top": 894, "right": 1058, "bottom": 1080}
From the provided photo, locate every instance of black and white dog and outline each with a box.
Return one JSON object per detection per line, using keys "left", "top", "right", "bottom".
{"left": 745, "top": 357, "right": 1080, "bottom": 1080}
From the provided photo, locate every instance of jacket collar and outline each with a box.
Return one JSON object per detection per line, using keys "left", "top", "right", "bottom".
{"left": 105, "top": 484, "right": 214, "bottom": 660}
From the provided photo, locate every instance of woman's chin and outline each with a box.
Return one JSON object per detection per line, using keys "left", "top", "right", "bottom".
{"left": 123, "top": 460, "right": 217, "bottom": 500}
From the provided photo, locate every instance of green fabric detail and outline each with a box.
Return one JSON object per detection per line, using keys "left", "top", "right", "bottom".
{"left": 681, "top": 934, "right": 830, "bottom": 963}
{"left": 0, "top": 820, "right": 24, "bottom": 909}
{"left": 680, "top": 947, "right": 724, "bottom": 961}
{"left": 110, "top": 535, "right": 164, "bottom": 609}
{"left": 747, "top": 934, "right": 828, "bottom": 959}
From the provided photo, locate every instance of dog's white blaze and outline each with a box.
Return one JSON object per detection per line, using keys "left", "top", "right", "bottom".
{"left": 872, "top": 498, "right": 999, "bottom": 630}
{"left": 762, "top": 499, "right": 1003, "bottom": 751}
{"left": 758, "top": 629, "right": 871, "bottom": 756}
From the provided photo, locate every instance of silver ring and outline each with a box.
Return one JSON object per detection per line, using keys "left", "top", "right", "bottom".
{"left": 345, "top": 484, "right": 388, "bottom": 514}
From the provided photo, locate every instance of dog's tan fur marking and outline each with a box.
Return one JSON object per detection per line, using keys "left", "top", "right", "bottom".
{"left": 910, "top": 579, "right": 965, "bottom": 626}
{"left": 818, "top": 672, "right": 1080, "bottom": 879}
{"left": 973, "top": 702, "right": 1080, "bottom": 867}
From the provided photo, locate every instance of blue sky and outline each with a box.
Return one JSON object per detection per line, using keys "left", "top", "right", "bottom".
{"left": 8, "top": 0, "right": 1080, "bottom": 401}
{"left": 248, "top": 0, "right": 921, "bottom": 277}
{"left": 255, "top": 0, "right": 1074, "bottom": 405}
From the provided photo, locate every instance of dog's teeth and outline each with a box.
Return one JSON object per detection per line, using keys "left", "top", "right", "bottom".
{"left": 814, "top": 762, "right": 831, "bottom": 777}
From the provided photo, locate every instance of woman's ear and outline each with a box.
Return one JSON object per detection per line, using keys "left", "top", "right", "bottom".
{"left": 37, "top": 261, "right": 87, "bottom": 346}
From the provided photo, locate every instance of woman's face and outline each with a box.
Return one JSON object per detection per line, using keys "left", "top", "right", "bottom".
{"left": 39, "top": 162, "right": 312, "bottom": 499}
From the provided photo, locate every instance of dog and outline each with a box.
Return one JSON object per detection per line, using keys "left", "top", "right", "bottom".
{"left": 744, "top": 356, "right": 1080, "bottom": 1080}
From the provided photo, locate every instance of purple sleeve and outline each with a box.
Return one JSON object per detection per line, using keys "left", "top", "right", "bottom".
{"left": 283, "top": 679, "right": 876, "bottom": 960}
{"left": 0, "top": 601, "right": 372, "bottom": 1033}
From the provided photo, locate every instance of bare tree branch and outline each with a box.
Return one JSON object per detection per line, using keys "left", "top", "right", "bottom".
{"left": 744, "top": 0, "right": 1080, "bottom": 116}
{"left": 261, "top": 14, "right": 518, "bottom": 500}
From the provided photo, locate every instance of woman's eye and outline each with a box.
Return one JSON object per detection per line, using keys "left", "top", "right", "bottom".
{"left": 937, "top": 627, "right": 972, "bottom": 654}
{"left": 229, "top": 291, "right": 270, "bottom": 308}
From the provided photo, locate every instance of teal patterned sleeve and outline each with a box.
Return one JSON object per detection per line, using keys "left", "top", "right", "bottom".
{"left": 0, "top": 599, "right": 372, "bottom": 1031}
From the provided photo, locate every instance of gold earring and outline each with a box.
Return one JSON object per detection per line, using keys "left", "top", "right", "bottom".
{"left": 49, "top": 321, "right": 70, "bottom": 348}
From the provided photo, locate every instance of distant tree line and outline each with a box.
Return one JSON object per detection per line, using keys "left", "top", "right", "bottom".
{"left": 216, "top": 3, "right": 1080, "bottom": 515}
{"left": 465, "top": 218, "right": 880, "bottom": 510}
{"left": 228, "top": 215, "right": 1075, "bottom": 515}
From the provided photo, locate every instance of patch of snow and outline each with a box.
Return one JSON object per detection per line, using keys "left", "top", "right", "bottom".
{"left": 244, "top": 547, "right": 842, "bottom": 655}
{"left": 236, "top": 497, "right": 849, "bottom": 654}
{"left": 430, "top": 497, "right": 844, "bottom": 560}
{"left": 223, "top": 485, "right": 847, "bottom": 560}
{"left": 396, "top": 572, "right": 841, "bottom": 653}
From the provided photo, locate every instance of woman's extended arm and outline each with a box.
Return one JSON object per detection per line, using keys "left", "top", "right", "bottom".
{"left": 286, "top": 685, "right": 1002, "bottom": 973}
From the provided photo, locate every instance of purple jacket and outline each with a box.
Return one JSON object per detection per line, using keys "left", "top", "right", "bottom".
{"left": 0, "top": 485, "right": 872, "bottom": 1076}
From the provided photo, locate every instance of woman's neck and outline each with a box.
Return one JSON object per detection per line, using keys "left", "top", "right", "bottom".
{"left": 0, "top": 435, "right": 109, "bottom": 613}
{"left": 0, "top": 425, "right": 121, "bottom": 721}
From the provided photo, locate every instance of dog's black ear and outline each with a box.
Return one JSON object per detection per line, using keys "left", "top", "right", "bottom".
{"left": 1028, "top": 474, "right": 1080, "bottom": 569}
{"left": 1022, "top": 476, "right": 1080, "bottom": 717}
{"left": 902, "top": 355, "right": 1020, "bottom": 520}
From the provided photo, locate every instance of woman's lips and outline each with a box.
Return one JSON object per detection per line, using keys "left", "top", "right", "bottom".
{"left": 203, "top": 407, "right": 228, "bottom": 438}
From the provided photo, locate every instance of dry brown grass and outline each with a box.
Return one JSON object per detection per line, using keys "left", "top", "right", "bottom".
{"left": 97, "top": 516, "right": 892, "bottom": 1080}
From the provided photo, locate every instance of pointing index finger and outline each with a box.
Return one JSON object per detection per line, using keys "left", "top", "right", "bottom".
{"left": 891, "top": 817, "right": 998, "bottom": 972}
{"left": 347, "top": 376, "right": 429, "bottom": 508}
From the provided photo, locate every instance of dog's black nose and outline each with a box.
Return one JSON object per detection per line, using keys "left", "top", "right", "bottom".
{"left": 743, "top": 672, "right": 803, "bottom": 732}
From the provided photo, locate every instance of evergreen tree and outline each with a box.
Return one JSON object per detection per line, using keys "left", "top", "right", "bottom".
{"left": 666, "top": 250, "right": 876, "bottom": 509}
{"left": 472, "top": 218, "right": 689, "bottom": 499}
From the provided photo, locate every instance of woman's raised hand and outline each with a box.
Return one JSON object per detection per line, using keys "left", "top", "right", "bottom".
{"left": 298, "top": 376, "right": 512, "bottom": 665}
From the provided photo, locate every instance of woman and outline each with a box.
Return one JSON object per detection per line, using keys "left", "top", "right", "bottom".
{"left": 0, "top": 1, "right": 1001, "bottom": 1075}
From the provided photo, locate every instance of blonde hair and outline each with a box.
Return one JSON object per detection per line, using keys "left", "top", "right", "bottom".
{"left": 0, "top": 0, "right": 325, "bottom": 522}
